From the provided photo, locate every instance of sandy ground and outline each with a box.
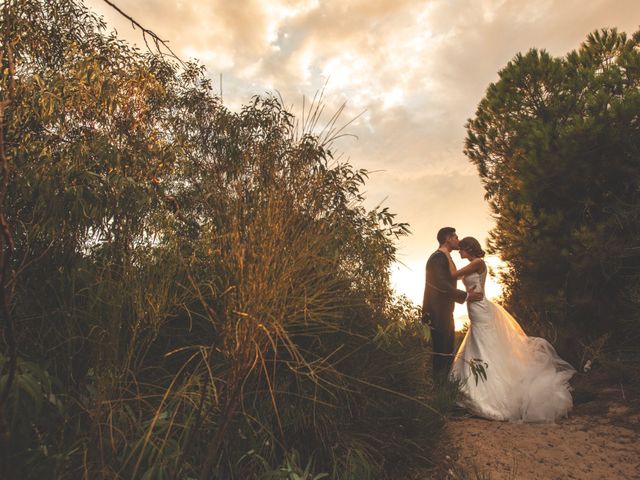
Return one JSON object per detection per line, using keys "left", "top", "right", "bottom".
{"left": 435, "top": 384, "right": 640, "bottom": 479}
{"left": 445, "top": 409, "right": 639, "bottom": 479}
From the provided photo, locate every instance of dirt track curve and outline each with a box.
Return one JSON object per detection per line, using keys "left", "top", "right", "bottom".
{"left": 417, "top": 377, "right": 640, "bottom": 479}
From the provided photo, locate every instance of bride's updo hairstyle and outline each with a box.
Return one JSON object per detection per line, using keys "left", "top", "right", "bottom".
{"left": 459, "top": 237, "right": 485, "bottom": 258}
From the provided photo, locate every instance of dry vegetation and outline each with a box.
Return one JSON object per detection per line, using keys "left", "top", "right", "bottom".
{"left": 0, "top": 1, "right": 449, "bottom": 478}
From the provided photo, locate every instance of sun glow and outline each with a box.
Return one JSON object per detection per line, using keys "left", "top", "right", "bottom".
{"left": 391, "top": 255, "right": 506, "bottom": 331}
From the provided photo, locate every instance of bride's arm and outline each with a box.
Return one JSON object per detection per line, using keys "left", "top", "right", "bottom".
{"left": 444, "top": 251, "right": 485, "bottom": 278}
{"left": 443, "top": 250, "right": 458, "bottom": 277}
{"left": 455, "top": 259, "right": 485, "bottom": 278}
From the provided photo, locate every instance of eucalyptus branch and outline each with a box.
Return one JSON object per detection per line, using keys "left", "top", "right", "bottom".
{"left": 101, "top": 0, "right": 186, "bottom": 66}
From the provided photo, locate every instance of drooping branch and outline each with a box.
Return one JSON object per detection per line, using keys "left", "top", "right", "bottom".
{"left": 101, "top": 0, "right": 185, "bottom": 65}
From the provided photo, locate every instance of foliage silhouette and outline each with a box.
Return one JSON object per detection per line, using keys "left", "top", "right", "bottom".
{"left": 465, "top": 27, "right": 640, "bottom": 356}
{"left": 0, "top": 1, "right": 442, "bottom": 478}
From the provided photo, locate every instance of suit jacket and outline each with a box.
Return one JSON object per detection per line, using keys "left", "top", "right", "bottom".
{"left": 422, "top": 250, "right": 467, "bottom": 329}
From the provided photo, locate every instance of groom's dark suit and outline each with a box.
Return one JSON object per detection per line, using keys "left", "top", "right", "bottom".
{"left": 422, "top": 250, "right": 467, "bottom": 378}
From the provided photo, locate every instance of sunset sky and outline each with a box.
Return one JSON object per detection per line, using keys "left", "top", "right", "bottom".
{"left": 87, "top": 0, "right": 638, "bottom": 326}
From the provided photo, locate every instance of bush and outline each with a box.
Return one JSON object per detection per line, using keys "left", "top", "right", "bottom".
{"left": 0, "top": 2, "right": 445, "bottom": 478}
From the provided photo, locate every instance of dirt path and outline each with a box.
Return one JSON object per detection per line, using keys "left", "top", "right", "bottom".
{"left": 437, "top": 383, "right": 640, "bottom": 479}
{"left": 445, "top": 409, "right": 639, "bottom": 478}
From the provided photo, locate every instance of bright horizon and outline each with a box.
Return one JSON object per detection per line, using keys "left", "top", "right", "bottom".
{"left": 391, "top": 253, "right": 505, "bottom": 330}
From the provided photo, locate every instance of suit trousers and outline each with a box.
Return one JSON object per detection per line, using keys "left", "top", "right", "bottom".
{"left": 430, "top": 322, "right": 455, "bottom": 380}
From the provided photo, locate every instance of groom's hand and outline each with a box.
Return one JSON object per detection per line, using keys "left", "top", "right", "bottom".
{"left": 467, "top": 285, "right": 483, "bottom": 302}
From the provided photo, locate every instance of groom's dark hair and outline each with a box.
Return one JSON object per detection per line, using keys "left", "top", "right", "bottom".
{"left": 437, "top": 227, "right": 456, "bottom": 245}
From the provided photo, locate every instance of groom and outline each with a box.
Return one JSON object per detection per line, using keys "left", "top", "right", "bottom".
{"left": 422, "top": 227, "right": 481, "bottom": 381}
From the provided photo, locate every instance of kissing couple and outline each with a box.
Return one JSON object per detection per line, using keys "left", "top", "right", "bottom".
{"left": 422, "top": 227, "right": 575, "bottom": 422}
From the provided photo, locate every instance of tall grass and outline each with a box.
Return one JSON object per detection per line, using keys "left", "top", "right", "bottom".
{"left": 0, "top": 1, "right": 452, "bottom": 479}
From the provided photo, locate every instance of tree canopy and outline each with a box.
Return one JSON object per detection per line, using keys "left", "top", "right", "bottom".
{"left": 465, "top": 28, "right": 640, "bottom": 347}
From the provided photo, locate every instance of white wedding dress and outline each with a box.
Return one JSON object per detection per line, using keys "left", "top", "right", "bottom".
{"left": 450, "top": 270, "right": 575, "bottom": 422}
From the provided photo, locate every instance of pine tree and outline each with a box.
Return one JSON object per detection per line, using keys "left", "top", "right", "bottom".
{"left": 465, "top": 28, "right": 640, "bottom": 345}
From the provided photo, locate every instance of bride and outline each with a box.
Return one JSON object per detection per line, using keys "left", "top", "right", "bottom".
{"left": 445, "top": 237, "right": 575, "bottom": 422}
